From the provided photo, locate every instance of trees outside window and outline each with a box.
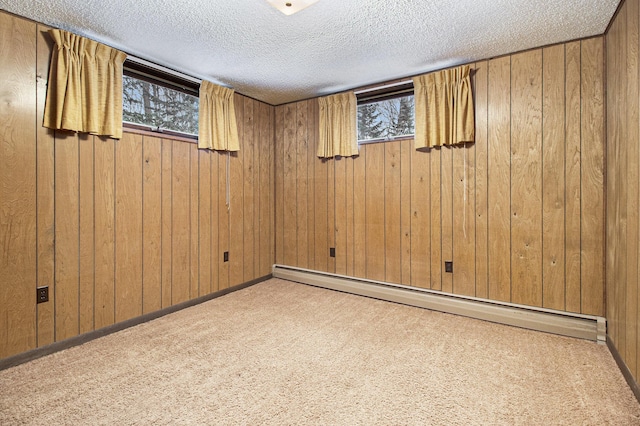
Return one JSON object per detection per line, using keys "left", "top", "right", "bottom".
{"left": 357, "top": 95, "right": 414, "bottom": 142}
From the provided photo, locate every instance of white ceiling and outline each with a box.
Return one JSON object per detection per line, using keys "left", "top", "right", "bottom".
{"left": 1, "top": 0, "right": 620, "bottom": 105}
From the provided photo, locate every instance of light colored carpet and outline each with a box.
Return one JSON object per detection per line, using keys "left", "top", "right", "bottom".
{"left": 1, "top": 278, "right": 638, "bottom": 425}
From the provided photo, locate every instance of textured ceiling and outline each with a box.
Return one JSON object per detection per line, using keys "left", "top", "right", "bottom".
{"left": 0, "top": 0, "right": 620, "bottom": 105}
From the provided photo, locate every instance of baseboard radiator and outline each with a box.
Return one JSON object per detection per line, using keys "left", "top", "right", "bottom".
{"left": 273, "top": 265, "right": 606, "bottom": 343}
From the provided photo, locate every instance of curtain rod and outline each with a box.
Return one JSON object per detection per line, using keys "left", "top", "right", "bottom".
{"left": 126, "top": 55, "right": 202, "bottom": 85}
{"left": 354, "top": 79, "right": 413, "bottom": 95}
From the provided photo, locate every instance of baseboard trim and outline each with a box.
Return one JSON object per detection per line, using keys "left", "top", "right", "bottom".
{"left": 607, "top": 336, "right": 640, "bottom": 403}
{"left": 0, "top": 274, "right": 271, "bottom": 371}
{"left": 273, "top": 265, "right": 606, "bottom": 342}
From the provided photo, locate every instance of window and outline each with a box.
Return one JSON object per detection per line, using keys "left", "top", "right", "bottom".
{"left": 357, "top": 81, "right": 414, "bottom": 143}
{"left": 122, "top": 60, "right": 200, "bottom": 137}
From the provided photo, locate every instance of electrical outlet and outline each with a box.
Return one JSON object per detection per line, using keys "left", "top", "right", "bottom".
{"left": 223, "top": 251, "right": 229, "bottom": 262}
{"left": 36, "top": 286, "right": 49, "bottom": 304}
{"left": 329, "top": 247, "right": 335, "bottom": 258}
{"left": 445, "top": 261, "right": 453, "bottom": 273}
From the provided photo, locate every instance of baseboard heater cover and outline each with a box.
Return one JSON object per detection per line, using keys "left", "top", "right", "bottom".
{"left": 272, "top": 265, "right": 606, "bottom": 343}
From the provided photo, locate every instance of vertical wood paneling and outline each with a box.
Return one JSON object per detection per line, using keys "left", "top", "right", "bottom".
{"left": 400, "top": 140, "right": 412, "bottom": 286}
{"left": 243, "top": 98, "right": 255, "bottom": 280}
{"left": 79, "top": 134, "right": 95, "bottom": 333}
{"left": 430, "top": 149, "right": 442, "bottom": 290}
{"left": 452, "top": 143, "right": 476, "bottom": 297}
{"left": 142, "top": 136, "right": 162, "bottom": 312}
{"left": 411, "top": 145, "right": 430, "bottom": 289}
{"left": 335, "top": 156, "right": 347, "bottom": 275}
{"left": 542, "top": 45, "right": 566, "bottom": 311}
{"left": 36, "top": 24, "right": 55, "bottom": 347}
{"left": 327, "top": 155, "right": 336, "bottom": 274}
{"left": 0, "top": 13, "right": 37, "bottom": 358}
{"left": 365, "top": 143, "right": 385, "bottom": 281}
{"left": 346, "top": 156, "right": 355, "bottom": 277}
{"left": 0, "top": 13, "right": 276, "bottom": 360}
{"left": 94, "top": 138, "right": 116, "bottom": 329}
{"left": 581, "top": 37, "right": 605, "bottom": 317}
{"left": 189, "top": 143, "right": 199, "bottom": 298}
{"left": 275, "top": 106, "right": 285, "bottom": 265}
{"left": 198, "top": 149, "right": 212, "bottom": 296}
{"left": 115, "top": 133, "right": 143, "bottom": 322}
{"left": 210, "top": 150, "right": 219, "bottom": 293}
{"left": 487, "top": 56, "right": 512, "bottom": 302}
{"left": 441, "top": 146, "right": 453, "bottom": 294}
{"left": 218, "top": 151, "right": 230, "bottom": 290}
{"left": 54, "top": 133, "right": 80, "bottom": 341}
{"left": 385, "top": 142, "right": 402, "bottom": 284}
{"left": 161, "top": 139, "right": 173, "bottom": 307}
{"left": 474, "top": 61, "right": 489, "bottom": 299}
{"left": 283, "top": 104, "right": 297, "bottom": 266}
{"left": 565, "top": 41, "right": 583, "bottom": 313}
{"left": 510, "top": 49, "right": 543, "bottom": 307}
{"left": 624, "top": 0, "right": 639, "bottom": 379}
{"left": 229, "top": 96, "right": 244, "bottom": 287}
{"left": 306, "top": 100, "right": 317, "bottom": 272}
{"left": 296, "top": 101, "right": 309, "bottom": 269}
{"left": 314, "top": 157, "right": 329, "bottom": 272}
{"left": 171, "top": 140, "right": 190, "bottom": 303}
{"left": 353, "top": 146, "right": 367, "bottom": 278}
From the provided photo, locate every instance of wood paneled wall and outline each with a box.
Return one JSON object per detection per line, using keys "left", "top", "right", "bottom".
{"left": 0, "top": 11, "right": 275, "bottom": 359}
{"left": 274, "top": 39, "right": 605, "bottom": 316}
{"left": 606, "top": 0, "right": 640, "bottom": 386}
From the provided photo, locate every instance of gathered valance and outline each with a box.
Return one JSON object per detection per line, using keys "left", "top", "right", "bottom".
{"left": 413, "top": 65, "right": 474, "bottom": 149}
{"left": 44, "top": 29, "right": 126, "bottom": 139}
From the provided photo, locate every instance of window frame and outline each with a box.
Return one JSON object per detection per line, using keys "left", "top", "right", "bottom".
{"left": 122, "top": 59, "right": 201, "bottom": 139}
{"left": 356, "top": 81, "right": 415, "bottom": 145}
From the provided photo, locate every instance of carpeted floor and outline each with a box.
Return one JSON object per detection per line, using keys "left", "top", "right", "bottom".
{"left": 1, "top": 278, "right": 639, "bottom": 425}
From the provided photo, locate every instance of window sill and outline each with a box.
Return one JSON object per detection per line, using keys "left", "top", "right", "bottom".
{"left": 123, "top": 123, "right": 198, "bottom": 144}
{"left": 358, "top": 135, "right": 414, "bottom": 145}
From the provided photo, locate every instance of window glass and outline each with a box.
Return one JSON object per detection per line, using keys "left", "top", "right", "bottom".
{"left": 357, "top": 95, "right": 414, "bottom": 142}
{"left": 122, "top": 74, "right": 199, "bottom": 136}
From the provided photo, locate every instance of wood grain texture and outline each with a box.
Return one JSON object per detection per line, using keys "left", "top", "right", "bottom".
{"left": 210, "top": 149, "right": 220, "bottom": 293}
{"left": 385, "top": 141, "right": 401, "bottom": 284}
{"left": 346, "top": 156, "right": 355, "bottom": 277}
{"left": 510, "top": 49, "right": 543, "bottom": 307}
{"left": 580, "top": 37, "right": 605, "bottom": 317}
{"left": 314, "top": 156, "right": 329, "bottom": 273}
{"left": 306, "top": 100, "right": 317, "bottom": 274}
{"left": 474, "top": 61, "right": 489, "bottom": 299}
{"left": 334, "top": 156, "right": 347, "bottom": 275}
{"left": 430, "top": 148, "right": 442, "bottom": 290}
{"left": 79, "top": 134, "right": 95, "bottom": 334}
{"left": 400, "top": 140, "right": 412, "bottom": 286}
{"left": 364, "top": 143, "right": 385, "bottom": 281}
{"left": 275, "top": 106, "right": 284, "bottom": 265}
{"left": 441, "top": 146, "right": 453, "bottom": 294}
{"left": 189, "top": 144, "right": 199, "bottom": 299}
{"left": 0, "top": 12, "right": 37, "bottom": 358}
{"left": 411, "top": 146, "right": 430, "bottom": 289}
{"left": 115, "top": 133, "right": 143, "bottom": 322}
{"left": 453, "top": 143, "right": 476, "bottom": 297}
{"left": 161, "top": 139, "right": 173, "bottom": 307}
{"left": 243, "top": 98, "right": 255, "bottom": 280}
{"left": 327, "top": 154, "right": 336, "bottom": 274}
{"left": 229, "top": 96, "right": 244, "bottom": 287}
{"left": 283, "top": 104, "right": 297, "bottom": 267}
{"left": 36, "top": 24, "right": 56, "bottom": 348}
{"left": 55, "top": 133, "right": 80, "bottom": 341}
{"left": 171, "top": 140, "right": 190, "bottom": 304}
{"left": 198, "top": 149, "right": 212, "bottom": 296}
{"left": 542, "top": 45, "right": 566, "bottom": 311}
{"left": 353, "top": 146, "right": 366, "bottom": 279}
{"left": 487, "top": 56, "right": 512, "bottom": 302}
{"left": 296, "top": 101, "right": 309, "bottom": 269}
{"left": 94, "top": 138, "right": 116, "bottom": 329}
{"left": 218, "top": 150, "right": 230, "bottom": 290}
{"left": 565, "top": 41, "right": 583, "bottom": 314}
{"left": 142, "top": 136, "right": 162, "bottom": 312}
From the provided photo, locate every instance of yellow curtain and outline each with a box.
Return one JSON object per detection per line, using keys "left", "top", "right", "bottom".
{"left": 317, "top": 92, "right": 358, "bottom": 158}
{"left": 198, "top": 81, "right": 240, "bottom": 151}
{"left": 413, "top": 65, "right": 474, "bottom": 149}
{"left": 43, "top": 29, "right": 126, "bottom": 139}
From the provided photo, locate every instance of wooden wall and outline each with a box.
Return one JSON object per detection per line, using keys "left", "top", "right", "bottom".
{"left": 606, "top": 0, "right": 640, "bottom": 387}
{"left": 274, "top": 38, "right": 605, "bottom": 316}
{"left": 0, "top": 11, "right": 274, "bottom": 360}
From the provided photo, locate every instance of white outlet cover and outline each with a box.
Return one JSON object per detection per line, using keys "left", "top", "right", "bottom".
{"left": 266, "top": 0, "right": 319, "bottom": 16}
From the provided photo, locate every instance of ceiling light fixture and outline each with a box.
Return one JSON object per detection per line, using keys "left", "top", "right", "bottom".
{"left": 266, "top": 0, "right": 319, "bottom": 16}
